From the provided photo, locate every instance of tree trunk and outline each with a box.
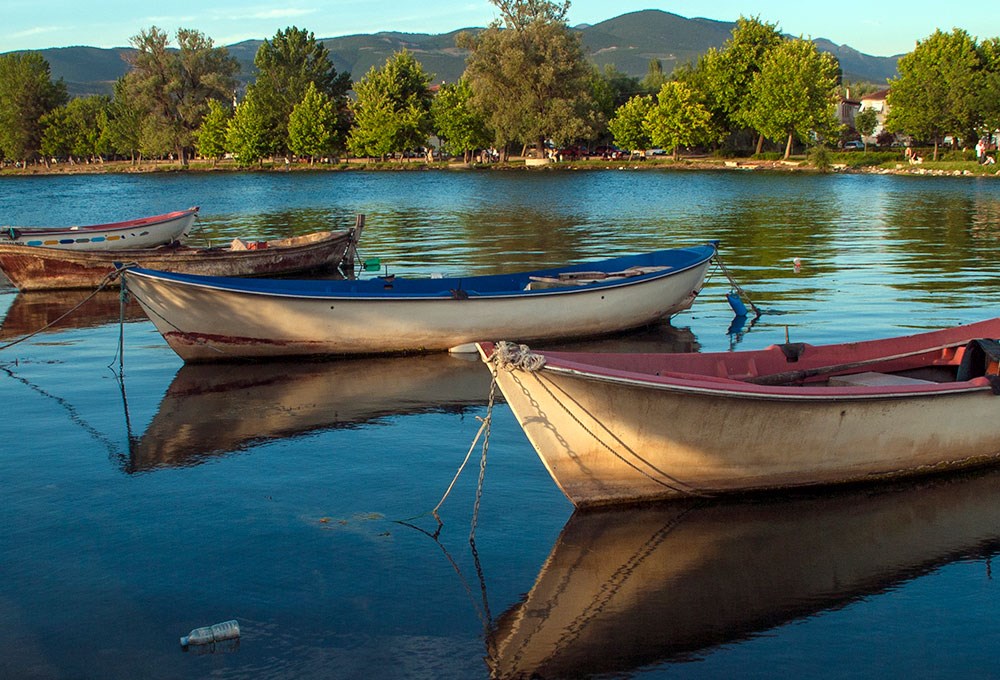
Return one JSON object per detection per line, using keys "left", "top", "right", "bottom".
{"left": 933, "top": 138, "right": 939, "bottom": 161}
{"left": 755, "top": 133, "right": 765, "bottom": 155}
{"left": 784, "top": 132, "right": 794, "bottom": 159}
{"left": 672, "top": 146, "right": 679, "bottom": 161}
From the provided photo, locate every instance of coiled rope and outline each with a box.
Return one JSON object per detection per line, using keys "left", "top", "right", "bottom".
{"left": 490, "top": 340, "right": 547, "bottom": 371}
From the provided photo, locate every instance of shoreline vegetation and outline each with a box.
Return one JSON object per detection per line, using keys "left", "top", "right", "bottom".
{"left": 4, "top": 152, "right": 1000, "bottom": 178}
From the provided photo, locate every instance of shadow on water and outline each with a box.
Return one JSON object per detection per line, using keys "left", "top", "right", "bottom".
{"left": 485, "top": 469, "right": 1000, "bottom": 678}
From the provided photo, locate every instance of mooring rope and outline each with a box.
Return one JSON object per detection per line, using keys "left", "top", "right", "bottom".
{"left": 401, "top": 367, "right": 500, "bottom": 538}
{"left": 712, "top": 251, "right": 762, "bottom": 319}
{"left": 0, "top": 268, "right": 123, "bottom": 352}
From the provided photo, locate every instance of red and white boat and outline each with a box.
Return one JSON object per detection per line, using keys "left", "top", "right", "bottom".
{"left": 480, "top": 319, "right": 1000, "bottom": 507}
{"left": 2, "top": 207, "right": 198, "bottom": 251}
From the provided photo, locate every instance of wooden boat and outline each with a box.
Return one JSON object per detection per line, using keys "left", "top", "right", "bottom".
{"left": 480, "top": 318, "right": 1000, "bottom": 507}
{"left": 0, "top": 226, "right": 360, "bottom": 291}
{"left": 121, "top": 243, "right": 716, "bottom": 362}
{"left": 1, "top": 207, "right": 199, "bottom": 251}
{"left": 488, "top": 470, "right": 1000, "bottom": 677}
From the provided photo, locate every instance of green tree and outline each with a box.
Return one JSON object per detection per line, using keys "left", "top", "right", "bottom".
{"left": 980, "top": 38, "right": 1000, "bottom": 136}
{"left": 348, "top": 50, "right": 432, "bottom": 160}
{"left": 288, "top": 81, "right": 339, "bottom": 163}
{"left": 0, "top": 52, "right": 68, "bottom": 164}
{"left": 69, "top": 96, "right": 111, "bottom": 160}
{"left": 694, "top": 16, "right": 783, "bottom": 152}
{"left": 854, "top": 107, "right": 878, "bottom": 151}
{"left": 608, "top": 94, "right": 654, "bottom": 158}
{"left": 125, "top": 26, "right": 239, "bottom": 165}
{"left": 885, "top": 29, "right": 982, "bottom": 160}
{"left": 251, "top": 26, "right": 351, "bottom": 155}
{"left": 139, "top": 116, "right": 174, "bottom": 159}
{"left": 431, "top": 79, "right": 491, "bottom": 162}
{"left": 104, "top": 78, "right": 143, "bottom": 162}
{"left": 226, "top": 87, "right": 272, "bottom": 167}
{"left": 461, "top": 0, "right": 597, "bottom": 158}
{"left": 644, "top": 81, "right": 712, "bottom": 159}
{"left": 641, "top": 59, "right": 670, "bottom": 93}
{"left": 589, "top": 64, "right": 641, "bottom": 136}
{"left": 747, "top": 37, "right": 841, "bottom": 159}
{"left": 196, "top": 98, "right": 232, "bottom": 166}
{"left": 39, "top": 106, "right": 74, "bottom": 163}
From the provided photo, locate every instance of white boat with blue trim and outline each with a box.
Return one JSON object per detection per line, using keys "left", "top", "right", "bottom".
{"left": 122, "top": 243, "right": 716, "bottom": 361}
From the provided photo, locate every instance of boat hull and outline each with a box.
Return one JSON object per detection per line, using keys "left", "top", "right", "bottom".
{"left": 1, "top": 207, "right": 198, "bottom": 251}
{"left": 0, "top": 230, "right": 356, "bottom": 291}
{"left": 123, "top": 247, "right": 713, "bottom": 361}
{"left": 481, "top": 325, "right": 1000, "bottom": 506}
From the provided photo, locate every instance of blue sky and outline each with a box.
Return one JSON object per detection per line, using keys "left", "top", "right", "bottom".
{"left": 4, "top": 0, "right": 999, "bottom": 57}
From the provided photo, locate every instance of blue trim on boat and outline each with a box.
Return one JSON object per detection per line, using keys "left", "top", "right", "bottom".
{"left": 126, "top": 244, "right": 717, "bottom": 301}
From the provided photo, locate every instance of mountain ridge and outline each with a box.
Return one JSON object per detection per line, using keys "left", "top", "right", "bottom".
{"left": 6, "top": 10, "right": 900, "bottom": 98}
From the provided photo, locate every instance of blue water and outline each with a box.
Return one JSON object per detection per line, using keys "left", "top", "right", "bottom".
{"left": 2, "top": 169, "right": 1000, "bottom": 678}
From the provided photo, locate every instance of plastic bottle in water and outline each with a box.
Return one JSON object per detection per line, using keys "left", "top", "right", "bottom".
{"left": 180, "top": 620, "right": 240, "bottom": 646}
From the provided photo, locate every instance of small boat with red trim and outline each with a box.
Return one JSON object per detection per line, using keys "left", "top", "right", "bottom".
{"left": 1, "top": 207, "right": 199, "bottom": 251}
{"left": 480, "top": 319, "right": 1000, "bottom": 507}
{"left": 0, "top": 223, "right": 361, "bottom": 291}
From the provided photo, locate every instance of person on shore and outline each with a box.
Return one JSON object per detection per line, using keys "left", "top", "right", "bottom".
{"left": 976, "top": 138, "right": 986, "bottom": 163}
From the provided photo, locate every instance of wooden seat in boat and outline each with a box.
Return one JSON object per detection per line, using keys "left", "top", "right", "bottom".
{"left": 828, "top": 371, "right": 936, "bottom": 387}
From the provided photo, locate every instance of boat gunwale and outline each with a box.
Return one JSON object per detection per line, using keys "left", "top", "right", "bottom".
{"left": 123, "top": 245, "right": 716, "bottom": 302}
{"left": 537, "top": 362, "right": 994, "bottom": 400}
{"left": 0, "top": 228, "right": 351, "bottom": 262}
{"left": 4, "top": 206, "right": 199, "bottom": 237}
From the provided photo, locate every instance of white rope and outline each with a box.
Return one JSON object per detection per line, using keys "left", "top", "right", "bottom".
{"left": 489, "top": 340, "right": 546, "bottom": 371}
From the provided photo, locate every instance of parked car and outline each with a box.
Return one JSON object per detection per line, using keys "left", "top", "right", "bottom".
{"left": 843, "top": 141, "right": 865, "bottom": 150}
{"left": 594, "top": 145, "right": 625, "bottom": 159}
{"left": 556, "top": 146, "right": 589, "bottom": 160}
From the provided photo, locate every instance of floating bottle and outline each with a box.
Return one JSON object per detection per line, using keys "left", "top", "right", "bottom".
{"left": 180, "top": 620, "right": 240, "bottom": 647}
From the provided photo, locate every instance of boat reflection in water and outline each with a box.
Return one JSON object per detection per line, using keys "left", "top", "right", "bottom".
{"left": 0, "top": 290, "right": 144, "bottom": 339}
{"left": 127, "top": 324, "right": 700, "bottom": 472}
{"left": 126, "top": 352, "right": 492, "bottom": 472}
{"left": 488, "top": 470, "right": 1000, "bottom": 678}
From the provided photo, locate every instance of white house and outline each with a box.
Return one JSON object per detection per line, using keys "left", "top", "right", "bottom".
{"left": 858, "top": 88, "right": 890, "bottom": 143}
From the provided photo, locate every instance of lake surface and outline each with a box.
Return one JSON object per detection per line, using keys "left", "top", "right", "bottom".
{"left": 2, "top": 168, "right": 1000, "bottom": 679}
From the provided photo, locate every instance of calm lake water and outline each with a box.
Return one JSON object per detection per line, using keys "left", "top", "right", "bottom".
{"left": 2, "top": 168, "right": 1000, "bottom": 679}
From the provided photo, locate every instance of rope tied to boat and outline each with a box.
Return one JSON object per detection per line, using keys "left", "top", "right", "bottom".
{"left": 711, "top": 250, "right": 762, "bottom": 319}
{"left": 489, "top": 340, "right": 546, "bottom": 372}
{"left": 400, "top": 369, "right": 500, "bottom": 541}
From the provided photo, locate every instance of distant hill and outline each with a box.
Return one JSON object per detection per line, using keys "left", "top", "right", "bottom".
{"left": 10, "top": 10, "right": 900, "bottom": 98}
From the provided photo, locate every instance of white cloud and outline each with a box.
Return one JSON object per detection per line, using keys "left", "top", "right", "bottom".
{"left": 10, "top": 25, "right": 62, "bottom": 39}
{"left": 246, "top": 8, "right": 315, "bottom": 20}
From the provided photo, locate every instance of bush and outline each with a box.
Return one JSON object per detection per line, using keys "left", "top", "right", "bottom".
{"left": 809, "top": 145, "right": 831, "bottom": 171}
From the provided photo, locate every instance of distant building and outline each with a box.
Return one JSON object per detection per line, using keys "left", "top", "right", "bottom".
{"left": 858, "top": 88, "right": 891, "bottom": 143}
{"left": 837, "top": 94, "right": 861, "bottom": 130}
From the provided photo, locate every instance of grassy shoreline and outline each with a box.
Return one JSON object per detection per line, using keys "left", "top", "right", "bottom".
{"left": 4, "top": 153, "right": 1000, "bottom": 178}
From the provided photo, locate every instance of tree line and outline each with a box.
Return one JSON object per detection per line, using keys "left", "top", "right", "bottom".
{"left": 1, "top": 0, "right": 999, "bottom": 168}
